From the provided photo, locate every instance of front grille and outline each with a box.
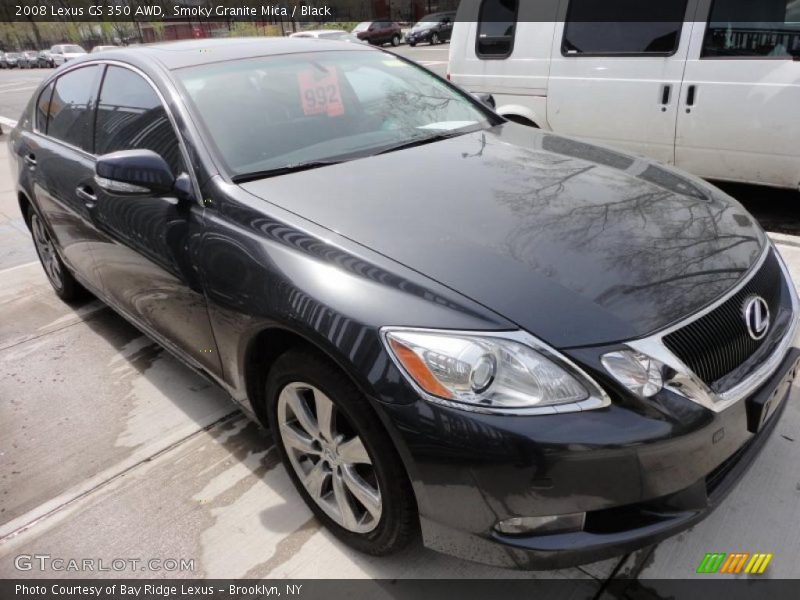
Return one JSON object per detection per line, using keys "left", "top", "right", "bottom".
{"left": 663, "top": 250, "right": 786, "bottom": 386}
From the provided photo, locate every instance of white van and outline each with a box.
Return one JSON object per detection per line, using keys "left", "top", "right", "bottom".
{"left": 449, "top": 0, "right": 800, "bottom": 190}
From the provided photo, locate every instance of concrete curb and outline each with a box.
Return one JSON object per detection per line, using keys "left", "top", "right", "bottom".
{"left": 769, "top": 232, "right": 800, "bottom": 249}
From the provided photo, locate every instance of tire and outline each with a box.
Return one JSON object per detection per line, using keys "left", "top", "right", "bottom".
{"left": 408, "top": 41, "right": 416, "bottom": 47}
{"left": 431, "top": 33, "right": 440, "bottom": 45}
{"left": 265, "top": 348, "right": 417, "bottom": 556}
{"left": 29, "top": 212, "right": 87, "bottom": 302}
{"left": 391, "top": 35, "right": 400, "bottom": 47}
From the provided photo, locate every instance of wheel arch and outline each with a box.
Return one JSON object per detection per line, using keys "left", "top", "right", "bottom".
{"left": 17, "top": 190, "right": 34, "bottom": 229}
{"left": 241, "top": 324, "right": 377, "bottom": 428}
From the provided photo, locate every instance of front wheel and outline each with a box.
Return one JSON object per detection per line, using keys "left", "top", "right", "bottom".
{"left": 266, "top": 349, "right": 417, "bottom": 555}
{"left": 408, "top": 41, "right": 416, "bottom": 47}
{"left": 391, "top": 35, "right": 400, "bottom": 47}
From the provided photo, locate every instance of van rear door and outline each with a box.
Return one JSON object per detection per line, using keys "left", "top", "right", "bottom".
{"left": 675, "top": 0, "right": 800, "bottom": 189}
{"left": 547, "top": 0, "right": 696, "bottom": 164}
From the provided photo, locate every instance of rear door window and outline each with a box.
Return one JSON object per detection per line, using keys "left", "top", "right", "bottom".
{"left": 36, "top": 81, "right": 55, "bottom": 133}
{"left": 702, "top": 0, "right": 800, "bottom": 59}
{"left": 476, "top": 0, "right": 519, "bottom": 58}
{"left": 47, "top": 65, "right": 101, "bottom": 151}
{"left": 563, "top": 0, "right": 689, "bottom": 56}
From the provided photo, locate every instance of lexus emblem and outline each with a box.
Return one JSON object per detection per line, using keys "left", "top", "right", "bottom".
{"left": 743, "top": 296, "right": 770, "bottom": 340}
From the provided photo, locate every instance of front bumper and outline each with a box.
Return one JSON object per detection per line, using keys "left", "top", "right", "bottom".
{"left": 377, "top": 345, "right": 799, "bottom": 569}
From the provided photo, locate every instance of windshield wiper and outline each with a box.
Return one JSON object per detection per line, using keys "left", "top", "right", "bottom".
{"left": 375, "top": 131, "right": 468, "bottom": 156}
{"left": 232, "top": 160, "right": 343, "bottom": 183}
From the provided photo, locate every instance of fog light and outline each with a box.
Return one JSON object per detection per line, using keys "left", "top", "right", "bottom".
{"left": 495, "top": 512, "right": 585, "bottom": 536}
{"left": 601, "top": 350, "right": 663, "bottom": 397}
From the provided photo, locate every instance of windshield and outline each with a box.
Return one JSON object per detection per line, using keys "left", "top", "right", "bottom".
{"left": 177, "top": 50, "right": 493, "bottom": 180}
{"left": 63, "top": 45, "right": 85, "bottom": 53}
{"left": 353, "top": 22, "right": 371, "bottom": 32}
{"left": 412, "top": 20, "right": 437, "bottom": 31}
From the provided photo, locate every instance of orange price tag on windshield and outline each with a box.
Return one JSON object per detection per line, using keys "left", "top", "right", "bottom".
{"left": 297, "top": 67, "right": 345, "bottom": 117}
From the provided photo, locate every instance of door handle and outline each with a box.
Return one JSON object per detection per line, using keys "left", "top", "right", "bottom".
{"left": 686, "top": 85, "right": 697, "bottom": 113}
{"left": 24, "top": 153, "right": 36, "bottom": 167}
{"left": 660, "top": 84, "right": 672, "bottom": 110}
{"left": 75, "top": 185, "right": 97, "bottom": 206}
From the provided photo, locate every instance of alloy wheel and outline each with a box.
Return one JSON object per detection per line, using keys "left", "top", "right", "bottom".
{"left": 277, "top": 382, "right": 382, "bottom": 533}
{"left": 31, "top": 214, "right": 64, "bottom": 291}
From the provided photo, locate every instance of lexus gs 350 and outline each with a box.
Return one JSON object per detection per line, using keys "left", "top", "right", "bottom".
{"left": 9, "top": 39, "right": 799, "bottom": 569}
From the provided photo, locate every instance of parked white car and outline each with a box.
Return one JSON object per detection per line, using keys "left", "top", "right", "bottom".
{"left": 289, "top": 30, "right": 367, "bottom": 44}
{"left": 449, "top": 0, "right": 800, "bottom": 190}
{"left": 50, "top": 44, "right": 87, "bottom": 66}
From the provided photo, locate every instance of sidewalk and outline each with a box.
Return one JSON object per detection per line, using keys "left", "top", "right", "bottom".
{"left": 0, "top": 140, "right": 798, "bottom": 581}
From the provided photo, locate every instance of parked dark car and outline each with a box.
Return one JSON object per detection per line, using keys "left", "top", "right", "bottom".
{"left": 352, "top": 20, "right": 402, "bottom": 46}
{"left": 19, "top": 51, "right": 40, "bottom": 68}
{"left": 405, "top": 11, "right": 456, "bottom": 46}
{"left": 37, "top": 50, "right": 55, "bottom": 68}
{"left": 9, "top": 39, "right": 799, "bottom": 570}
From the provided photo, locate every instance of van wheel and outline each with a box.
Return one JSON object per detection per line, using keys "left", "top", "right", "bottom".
{"left": 265, "top": 349, "right": 417, "bottom": 555}
{"left": 391, "top": 35, "right": 400, "bottom": 47}
{"left": 431, "top": 33, "right": 440, "bottom": 45}
{"left": 30, "top": 213, "right": 87, "bottom": 302}
{"left": 504, "top": 114, "right": 540, "bottom": 129}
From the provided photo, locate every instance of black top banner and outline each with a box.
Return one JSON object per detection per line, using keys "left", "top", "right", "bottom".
{"left": 1, "top": 0, "right": 799, "bottom": 23}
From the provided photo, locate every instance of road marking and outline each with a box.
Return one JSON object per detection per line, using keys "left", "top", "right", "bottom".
{"left": 0, "top": 115, "right": 18, "bottom": 128}
{"left": 0, "top": 79, "right": 40, "bottom": 89}
{"left": 0, "top": 260, "right": 37, "bottom": 273}
{"left": 0, "top": 85, "right": 38, "bottom": 94}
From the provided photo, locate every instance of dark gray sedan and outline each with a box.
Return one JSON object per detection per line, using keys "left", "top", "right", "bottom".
{"left": 9, "top": 39, "right": 799, "bottom": 569}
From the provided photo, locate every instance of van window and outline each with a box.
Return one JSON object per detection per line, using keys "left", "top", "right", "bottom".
{"left": 476, "top": 0, "right": 518, "bottom": 58}
{"left": 563, "top": 0, "right": 688, "bottom": 56}
{"left": 95, "top": 66, "right": 183, "bottom": 174}
{"left": 47, "top": 66, "right": 101, "bottom": 151}
{"left": 702, "top": 0, "right": 800, "bottom": 59}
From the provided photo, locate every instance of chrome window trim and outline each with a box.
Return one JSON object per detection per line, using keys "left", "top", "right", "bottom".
{"left": 627, "top": 242, "right": 798, "bottom": 413}
{"left": 380, "top": 327, "right": 611, "bottom": 416}
{"left": 31, "top": 59, "right": 202, "bottom": 205}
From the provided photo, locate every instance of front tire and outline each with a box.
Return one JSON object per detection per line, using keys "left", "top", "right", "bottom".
{"left": 265, "top": 349, "right": 417, "bottom": 556}
{"left": 391, "top": 35, "right": 400, "bottom": 47}
{"left": 30, "top": 212, "right": 87, "bottom": 302}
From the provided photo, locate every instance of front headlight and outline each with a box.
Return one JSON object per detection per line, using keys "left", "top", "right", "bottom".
{"left": 383, "top": 328, "right": 606, "bottom": 413}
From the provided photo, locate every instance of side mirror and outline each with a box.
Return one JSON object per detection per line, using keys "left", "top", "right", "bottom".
{"left": 95, "top": 149, "right": 175, "bottom": 195}
{"left": 472, "top": 92, "right": 496, "bottom": 109}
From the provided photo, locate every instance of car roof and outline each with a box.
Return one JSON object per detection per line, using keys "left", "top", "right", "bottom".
{"left": 107, "top": 37, "right": 374, "bottom": 70}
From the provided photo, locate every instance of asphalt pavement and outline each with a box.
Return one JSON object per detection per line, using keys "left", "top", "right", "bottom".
{"left": 0, "top": 48, "right": 799, "bottom": 584}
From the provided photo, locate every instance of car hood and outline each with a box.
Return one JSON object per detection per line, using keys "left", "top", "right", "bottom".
{"left": 240, "top": 125, "right": 765, "bottom": 348}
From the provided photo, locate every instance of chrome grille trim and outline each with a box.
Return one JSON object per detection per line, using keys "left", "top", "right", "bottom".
{"left": 627, "top": 242, "right": 798, "bottom": 413}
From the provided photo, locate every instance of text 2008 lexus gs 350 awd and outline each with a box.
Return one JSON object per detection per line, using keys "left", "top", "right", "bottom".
{"left": 10, "top": 39, "right": 799, "bottom": 569}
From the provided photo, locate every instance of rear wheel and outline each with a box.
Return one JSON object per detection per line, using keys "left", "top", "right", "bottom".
{"left": 431, "top": 33, "right": 440, "bottom": 45}
{"left": 266, "top": 349, "right": 417, "bottom": 555}
{"left": 30, "top": 212, "right": 87, "bottom": 302}
{"left": 391, "top": 35, "right": 401, "bottom": 47}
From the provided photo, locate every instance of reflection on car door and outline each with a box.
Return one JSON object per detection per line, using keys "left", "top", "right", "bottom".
{"left": 675, "top": 0, "right": 800, "bottom": 188}
{"left": 547, "top": 0, "right": 695, "bottom": 164}
{"left": 88, "top": 65, "right": 222, "bottom": 376}
{"left": 28, "top": 65, "right": 106, "bottom": 293}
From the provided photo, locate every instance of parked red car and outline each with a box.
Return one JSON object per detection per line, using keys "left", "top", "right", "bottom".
{"left": 352, "top": 20, "right": 402, "bottom": 46}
